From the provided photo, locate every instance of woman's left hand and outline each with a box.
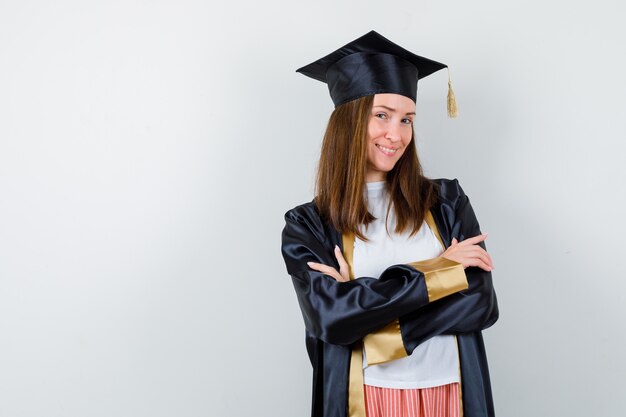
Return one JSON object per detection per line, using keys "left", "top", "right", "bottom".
{"left": 307, "top": 245, "right": 351, "bottom": 282}
{"left": 441, "top": 233, "right": 494, "bottom": 271}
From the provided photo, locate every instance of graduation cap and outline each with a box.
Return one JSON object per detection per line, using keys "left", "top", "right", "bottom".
{"left": 296, "top": 30, "right": 457, "bottom": 117}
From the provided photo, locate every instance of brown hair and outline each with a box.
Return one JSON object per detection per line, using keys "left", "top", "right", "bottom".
{"left": 313, "top": 94, "right": 438, "bottom": 242}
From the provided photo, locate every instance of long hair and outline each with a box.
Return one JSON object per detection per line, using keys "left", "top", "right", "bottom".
{"left": 313, "top": 94, "right": 438, "bottom": 242}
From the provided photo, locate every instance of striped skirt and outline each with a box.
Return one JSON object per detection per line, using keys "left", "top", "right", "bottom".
{"left": 364, "top": 383, "right": 460, "bottom": 417}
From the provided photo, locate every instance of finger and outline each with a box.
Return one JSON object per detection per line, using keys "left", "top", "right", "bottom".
{"left": 334, "top": 245, "right": 351, "bottom": 281}
{"left": 467, "top": 258, "right": 492, "bottom": 272}
{"left": 316, "top": 264, "right": 337, "bottom": 275}
{"left": 339, "top": 265, "right": 350, "bottom": 281}
{"left": 338, "top": 264, "right": 350, "bottom": 281}
{"left": 330, "top": 270, "right": 347, "bottom": 282}
{"left": 458, "top": 234, "right": 487, "bottom": 246}
{"left": 450, "top": 237, "right": 458, "bottom": 246}
{"left": 476, "top": 247, "right": 494, "bottom": 268}
{"left": 478, "top": 259, "right": 492, "bottom": 272}
{"left": 484, "top": 250, "right": 494, "bottom": 268}
{"left": 334, "top": 245, "right": 349, "bottom": 269}
{"left": 307, "top": 262, "right": 333, "bottom": 274}
{"left": 306, "top": 261, "right": 321, "bottom": 270}
{"left": 326, "top": 270, "right": 345, "bottom": 282}
{"left": 307, "top": 262, "right": 346, "bottom": 282}
{"left": 337, "top": 262, "right": 350, "bottom": 281}
{"left": 463, "top": 247, "right": 494, "bottom": 269}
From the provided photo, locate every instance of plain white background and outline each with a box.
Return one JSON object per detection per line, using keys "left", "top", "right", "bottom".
{"left": 1, "top": 1, "right": 625, "bottom": 416}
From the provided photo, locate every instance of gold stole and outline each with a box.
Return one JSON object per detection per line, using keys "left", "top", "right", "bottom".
{"left": 341, "top": 229, "right": 367, "bottom": 417}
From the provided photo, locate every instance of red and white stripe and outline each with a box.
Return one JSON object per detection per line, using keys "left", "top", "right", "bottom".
{"left": 364, "top": 383, "right": 460, "bottom": 417}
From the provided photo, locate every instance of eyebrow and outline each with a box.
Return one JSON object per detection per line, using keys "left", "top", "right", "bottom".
{"left": 373, "top": 105, "right": 416, "bottom": 116}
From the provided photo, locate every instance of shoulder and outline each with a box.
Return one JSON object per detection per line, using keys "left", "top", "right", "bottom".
{"left": 429, "top": 178, "right": 483, "bottom": 234}
{"left": 284, "top": 200, "right": 319, "bottom": 222}
{"left": 285, "top": 201, "right": 322, "bottom": 228}
{"left": 281, "top": 200, "right": 331, "bottom": 273}
{"left": 282, "top": 200, "right": 327, "bottom": 244}
{"left": 429, "top": 177, "right": 469, "bottom": 210}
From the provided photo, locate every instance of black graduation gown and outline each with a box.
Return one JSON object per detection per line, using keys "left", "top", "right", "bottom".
{"left": 280, "top": 178, "right": 499, "bottom": 417}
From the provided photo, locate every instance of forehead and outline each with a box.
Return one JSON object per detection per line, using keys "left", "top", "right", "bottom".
{"left": 372, "top": 93, "right": 416, "bottom": 113}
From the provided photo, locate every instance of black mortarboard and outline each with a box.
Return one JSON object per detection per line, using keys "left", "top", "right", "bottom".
{"left": 297, "top": 30, "right": 457, "bottom": 116}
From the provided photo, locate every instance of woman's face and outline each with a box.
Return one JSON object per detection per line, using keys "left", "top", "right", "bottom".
{"left": 365, "top": 93, "right": 416, "bottom": 182}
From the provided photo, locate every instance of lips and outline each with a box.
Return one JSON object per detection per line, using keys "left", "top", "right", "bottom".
{"left": 376, "top": 144, "right": 397, "bottom": 156}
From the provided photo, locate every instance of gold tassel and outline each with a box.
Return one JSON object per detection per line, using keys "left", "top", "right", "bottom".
{"left": 447, "top": 68, "right": 458, "bottom": 118}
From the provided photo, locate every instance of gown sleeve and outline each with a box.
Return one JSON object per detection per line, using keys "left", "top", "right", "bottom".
{"left": 281, "top": 206, "right": 468, "bottom": 346}
{"left": 400, "top": 186, "right": 499, "bottom": 350}
{"left": 362, "top": 180, "right": 499, "bottom": 365}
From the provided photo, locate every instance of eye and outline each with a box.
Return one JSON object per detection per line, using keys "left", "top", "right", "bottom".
{"left": 375, "top": 113, "right": 387, "bottom": 120}
{"left": 401, "top": 118, "right": 413, "bottom": 125}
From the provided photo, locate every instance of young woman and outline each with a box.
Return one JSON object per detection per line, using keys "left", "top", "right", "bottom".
{"left": 281, "top": 31, "right": 499, "bottom": 417}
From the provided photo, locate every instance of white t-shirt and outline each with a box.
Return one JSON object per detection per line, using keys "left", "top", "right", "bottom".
{"left": 353, "top": 180, "right": 460, "bottom": 389}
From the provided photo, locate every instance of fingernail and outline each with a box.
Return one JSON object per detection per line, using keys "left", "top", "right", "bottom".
{"left": 307, "top": 262, "right": 313, "bottom": 266}
{"left": 334, "top": 245, "right": 339, "bottom": 250}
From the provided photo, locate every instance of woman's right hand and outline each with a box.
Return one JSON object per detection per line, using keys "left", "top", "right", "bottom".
{"left": 441, "top": 233, "right": 494, "bottom": 272}
{"left": 306, "top": 245, "right": 351, "bottom": 282}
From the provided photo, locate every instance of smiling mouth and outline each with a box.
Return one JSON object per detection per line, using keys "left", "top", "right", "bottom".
{"left": 376, "top": 144, "right": 397, "bottom": 156}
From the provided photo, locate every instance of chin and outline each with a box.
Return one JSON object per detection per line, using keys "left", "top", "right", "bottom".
{"left": 376, "top": 159, "right": 399, "bottom": 171}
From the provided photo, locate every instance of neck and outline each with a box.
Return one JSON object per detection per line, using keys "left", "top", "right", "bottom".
{"left": 365, "top": 172, "right": 386, "bottom": 183}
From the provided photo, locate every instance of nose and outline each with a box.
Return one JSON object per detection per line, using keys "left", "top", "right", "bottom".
{"left": 384, "top": 121, "right": 402, "bottom": 142}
